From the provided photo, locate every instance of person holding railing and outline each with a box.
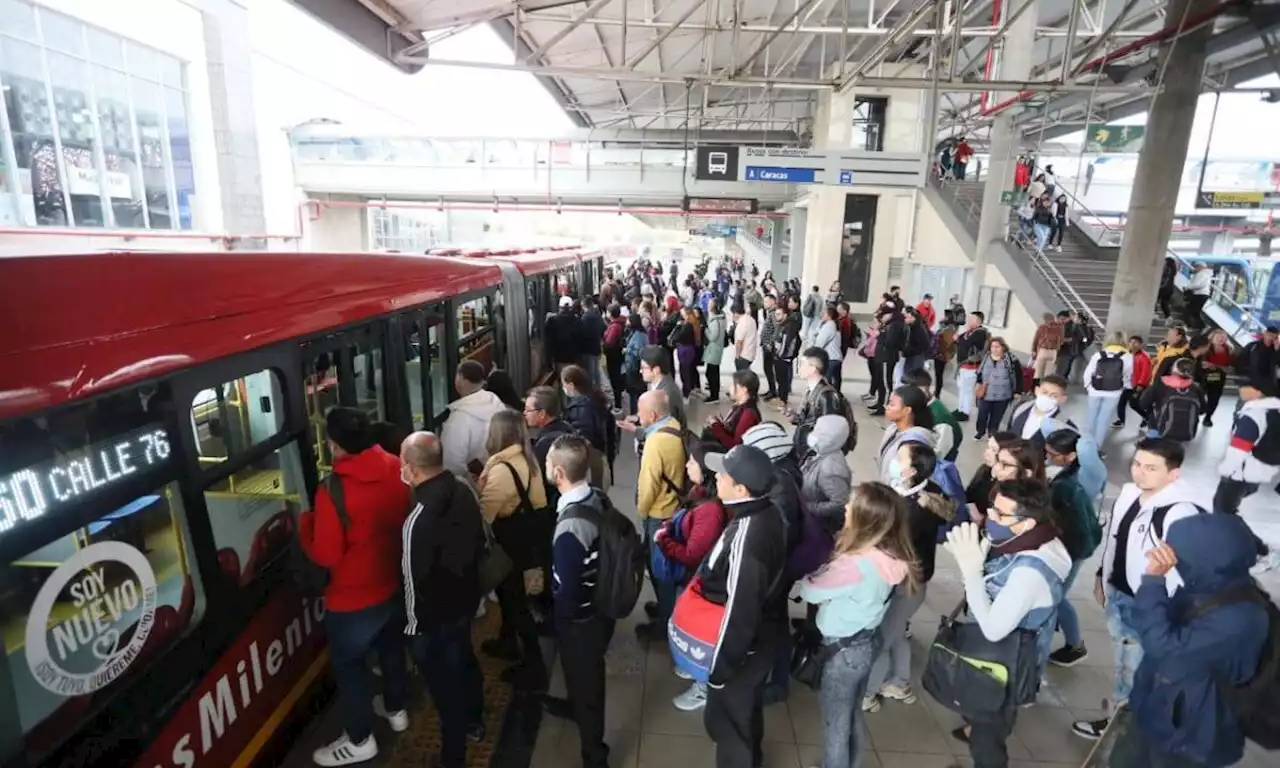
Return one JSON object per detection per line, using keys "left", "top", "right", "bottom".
{"left": 1184, "top": 262, "right": 1213, "bottom": 331}
{"left": 1049, "top": 194, "right": 1069, "bottom": 252}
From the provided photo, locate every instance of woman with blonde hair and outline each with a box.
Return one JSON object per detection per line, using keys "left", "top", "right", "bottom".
{"left": 477, "top": 408, "right": 548, "bottom": 691}
{"left": 797, "top": 482, "right": 916, "bottom": 768}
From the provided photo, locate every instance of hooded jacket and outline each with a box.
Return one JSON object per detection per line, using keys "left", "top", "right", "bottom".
{"left": 742, "top": 422, "right": 804, "bottom": 550}
{"left": 563, "top": 392, "right": 613, "bottom": 458}
{"left": 1139, "top": 373, "right": 1203, "bottom": 420}
{"left": 580, "top": 308, "right": 606, "bottom": 356}
{"left": 797, "top": 549, "right": 910, "bottom": 639}
{"left": 875, "top": 315, "right": 907, "bottom": 362}
{"left": 440, "top": 389, "right": 509, "bottom": 476}
{"left": 704, "top": 312, "right": 727, "bottom": 363}
{"left": 699, "top": 495, "right": 789, "bottom": 686}
{"left": 1103, "top": 479, "right": 1210, "bottom": 597}
{"left": 800, "top": 415, "right": 853, "bottom": 535}
{"left": 403, "top": 470, "right": 483, "bottom": 632}
{"left": 874, "top": 424, "right": 935, "bottom": 485}
{"left": 1150, "top": 342, "right": 1191, "bottom": 385}
{"left": 1219, "top": 395, "right": 1280, "bottom": 483}
{"left": 300, "top": 446, "right": 410, "bottom": 612}
{"left": 814, "top": 318, "right": 843, "bottom": 361}
{"left": 1131, "top": 514, "right": 1270, "bottom": 767}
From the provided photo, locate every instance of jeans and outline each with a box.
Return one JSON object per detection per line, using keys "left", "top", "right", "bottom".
{"left": 1051, "top": 215, "right": 1066, "bottom": 246}
{"left": 954, "top": 160, "right": 967, "bottom": 179}
{"left": 866, "top": 583, "right": 927, "bottom": 692}
{"left": 762, "top": 348, "right": 779, "bottom": 395}
{"left": 409, "top": 619, "right": 484, "bottom": 767}
{"left": 644, "top": 517, "right": 677, "bottom": 626}
{"left": 902, "top": 354, "right": 926, "bottom": 380}
{"left": 975, "top": 398, "right": 1011, "bottom": 437}
{"left": 560, "top": 615, "right": 616, "bottom": 768}
{"left": 966, "top": 708, "right": 1018, "bottom": 768}
{"left": 581, "top": 354, "right": 602, "bottom": 390}
{"left": 706, "top": 362, "right": 721, "bottom": 400}
{"left": 1085, "top": 394, "right": 1121, "bottom": 448}
{"left": 325, "top": 599, "right": 410, "bottom": 744}
{"left": 1056, "top": 560, "right": 1085, "bottom": 648}
{"left": 956, "top": 367, "right": 978, "bottom": 415}
{"left": 1055, "top": 352, "right": 1077, "bottom": 380}
{"left": 1185, "top": 294, "right": 1209, "bottom": 329}
{"left": 1034, "top": 222, "right": 1050, "bottom": 251}
{"left": 825, "top": 358, "right": 843, "bottom": 388}
{"left": 892, "top": 358, "right": 905, "bottom": 388}
{"left": 819, "top": 633, "right": 879, "bottom": 768}
{"left": 1105, "top": 587, "right": 1143, "bottom": 705}
{"left": 705, "top": 640, "right": 774, "bottom": 768}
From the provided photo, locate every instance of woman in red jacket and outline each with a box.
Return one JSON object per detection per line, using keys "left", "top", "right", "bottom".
{"left": 703, "top": 369, "right": 763, "bottom": 449}
{"left": 1116, "top": 335, "right": 1154, "bottom": 429}
{"left": 655, "top": 449, "right": 731, "bottom": 712}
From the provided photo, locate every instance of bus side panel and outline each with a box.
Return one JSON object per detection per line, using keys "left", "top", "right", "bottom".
{"left": 134, "top": 586, "right": 326, "bottom": 768}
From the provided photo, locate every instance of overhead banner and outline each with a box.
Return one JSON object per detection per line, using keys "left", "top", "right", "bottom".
{"left": 737, "top": 147, "right": 924, "bottom": 188}
{"left": 1085, "top": 125, "right": 1145, "bottom": 153}
{"left": 1196, "top": 160, "right": 1280, "bottom": 209}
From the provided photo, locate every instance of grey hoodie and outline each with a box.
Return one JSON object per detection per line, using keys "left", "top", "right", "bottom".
{"left": 875, "top": 424, "right": 936, "bottom": 485}
{"left": 801, "top": 415, "right": 853, "bottom": 534}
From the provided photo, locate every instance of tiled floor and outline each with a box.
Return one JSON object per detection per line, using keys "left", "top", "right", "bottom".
{"left": 529, "top": 362, "right": 1280, "bottom": 768}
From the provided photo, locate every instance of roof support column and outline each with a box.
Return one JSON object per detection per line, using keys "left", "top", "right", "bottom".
{"left": 968, "top": 0, "right": 1038, "bottom": 308}
{"left": 1105, "top": 0, "right": 1212, "bottom": 341}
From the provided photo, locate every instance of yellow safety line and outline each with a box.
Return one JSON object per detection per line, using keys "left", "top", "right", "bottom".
{"left": 229, "top": 649, "right": 331, "bottom": 768}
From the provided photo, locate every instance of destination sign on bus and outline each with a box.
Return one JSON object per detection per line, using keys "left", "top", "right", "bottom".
{"left": 0, "top": 425, "right": 171, "bottom": 535}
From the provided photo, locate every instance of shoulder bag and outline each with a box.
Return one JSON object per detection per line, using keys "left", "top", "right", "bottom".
{"left": 921, "top": 599, "right": 1041, "bottom": 720}
{"left": 294, "top": 474, "right": 350, "bottom": 595}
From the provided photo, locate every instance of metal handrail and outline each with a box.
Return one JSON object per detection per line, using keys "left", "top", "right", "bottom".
{"left": 928, "top": 175, "right": 1103, "bottom": 329}
{"left": 1041, "top": 175, "right": 1263, "bottom": 339}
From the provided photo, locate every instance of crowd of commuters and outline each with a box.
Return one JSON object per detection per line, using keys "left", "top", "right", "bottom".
{"left": 295, "top": 252, "right": 1280, "bottom": 768}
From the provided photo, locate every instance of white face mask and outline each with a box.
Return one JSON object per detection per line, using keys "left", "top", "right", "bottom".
{"left": 1034, "top": 394, "right": 1058, "bottom": 412}
{"left": 888, "top": 459, "right": 904, "bottom": 483}
{"left": 1045, "top": 464, "right": 1065, "bottom": 480}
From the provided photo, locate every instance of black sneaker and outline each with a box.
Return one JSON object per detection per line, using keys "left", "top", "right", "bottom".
{"left": 953, "top": 411, "right": 969, "bottom": 422}
{"left": 1203, "top": 417, "right": 1214, "bottom": 428}
{"left": 973, "top": 432, "right": 985, "bottom": 441}
{"left": 1049, "top": 644, "right": 1088, "bottom": 667}
{"left": 868, "top": 407, "right": 885, "bottom": 417}
{"left": 1071, "top": 717, "right": 1109, "bottom": 740}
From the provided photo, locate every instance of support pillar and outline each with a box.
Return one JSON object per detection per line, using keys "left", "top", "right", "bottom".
{"left": 1106, "top": 0, "right": 1212, "bottom": 339}
{"left": 969, "top": 0, "right": 1038, "bottom": 308}
{"left": 788, "top": 207, "right": 808, "bottom": 281}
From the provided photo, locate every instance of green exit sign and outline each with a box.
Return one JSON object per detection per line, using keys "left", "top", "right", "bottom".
{"left": 1000, "top": 190, "right": 1020, "bottom": 205}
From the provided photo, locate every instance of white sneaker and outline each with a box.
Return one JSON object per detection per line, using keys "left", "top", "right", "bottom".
{"left": 861, "top": 694, "right": 881, "bottom": 713}
{"left": 672, "top": 682, "right": 707, "bottom": 711}
{"left": 373, "top": 694, "right": 409, "bottom": 732}
{"left": 878, "top": 683, "right": 917, "bottom": 704}
{"left": 313, "top": 734, "right": 378, "bottom": 766}
{"left": 674, "top": 666, "right": 694, "bottom": 681}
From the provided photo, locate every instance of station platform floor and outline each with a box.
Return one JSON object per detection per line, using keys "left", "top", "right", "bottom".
{"left": 283, "top": 361, "right": 1280, "bottom": 768}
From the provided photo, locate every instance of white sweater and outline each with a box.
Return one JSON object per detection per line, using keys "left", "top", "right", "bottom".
{"left": 963, "top": 538, "right": 1072, "bottom": 643}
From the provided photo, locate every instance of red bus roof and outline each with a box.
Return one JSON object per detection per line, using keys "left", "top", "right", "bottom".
{"left": 489, "top": 250, "right": 583, "bottom": 274}
{"left": 0, "top": 251, "right": 511, "bottom": 421}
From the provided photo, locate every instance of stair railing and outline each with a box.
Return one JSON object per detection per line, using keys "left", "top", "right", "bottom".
{"left": 1030, "top": 171, "right": 1263, "bottom": 341}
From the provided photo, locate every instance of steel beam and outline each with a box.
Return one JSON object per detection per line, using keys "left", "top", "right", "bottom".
{"left": 625, "top": 0, "right": 708, "bottom": 69}
{"left": 591, "top": 17, "right": 636, "bottom": 125}
{"left": 1059, "top": 0, "right": 1084, "bottom": 82}
{"left": 957, "top": 0, "right": 1040, "bottom": 80}
{"left": 525, "top": 0, "right": 618, "bottom": 61}
{"left": 412, "top": 0, "right": 586, "bottom": 33}
{"left": 841, "top": 0, "right": 936, "bottom": 86}
{"left": 1068, "top": 0, "right": 1143, "bottom": 76}
{"left": 733, "top": 0, "right": 825, "bottom": 77}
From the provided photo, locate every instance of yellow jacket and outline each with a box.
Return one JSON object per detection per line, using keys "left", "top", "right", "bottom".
{"left": 478, "top": 444, "right": 548, "bottom": 524}
{"left": 1149, "top": 343, "right": 1189, "bottom": 387}
{"left": 637, "top": 420, "right": 686, "bottom": 520}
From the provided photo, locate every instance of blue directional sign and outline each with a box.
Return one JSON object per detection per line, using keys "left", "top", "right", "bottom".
{"left": 744, "top": 166, "right": 816, "bottom": 183}
{"left": 839, "top": 170, "right": 853, "bottom": 185}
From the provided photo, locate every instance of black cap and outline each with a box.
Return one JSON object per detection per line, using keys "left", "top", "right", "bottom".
{"left": 923, "top": 293, "right": 933, "bottom": 300}
{"left": 704, "top": 445, "right": 775, "bottom": 496}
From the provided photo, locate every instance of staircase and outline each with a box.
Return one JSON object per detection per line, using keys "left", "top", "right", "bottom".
{"left": 932, "top": 179, "right": 1172, "bottom": 346}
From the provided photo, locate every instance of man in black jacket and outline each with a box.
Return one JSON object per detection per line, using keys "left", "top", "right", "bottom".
{"left": 772, "top": 303, "right": 802, "bottom": 408}
{"left": 579, "top": 296, "right": 607, "bottom": 390}
{"left": 791, "top": 347, "right": 847, "bottom": 455}
{"left": 952, "top": 312, "right": 990, "bottom": 421}
{"left": 700, "top": 445, "right": 788, "bottom": 768}
{"left": 872, "top": 311, "right": 906, "bottom": 414}
{"left": 399, "top": 432, "right": 486, "bottom": 767}
{"left": 545, "top": 296, "right": 584, "bottom": 372}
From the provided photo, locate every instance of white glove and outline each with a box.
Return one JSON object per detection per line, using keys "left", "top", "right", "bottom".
{"left": 943, "top": 522, "right": 991, "bottom": 579}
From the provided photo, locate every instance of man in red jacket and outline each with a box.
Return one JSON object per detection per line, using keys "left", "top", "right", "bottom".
{"left": 301, "top": 407, "right": 412, "bottom": 767}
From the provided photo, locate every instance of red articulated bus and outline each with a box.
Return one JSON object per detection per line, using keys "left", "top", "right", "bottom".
{"left": 0, "top": 247, "right": 603, "bottom": 768}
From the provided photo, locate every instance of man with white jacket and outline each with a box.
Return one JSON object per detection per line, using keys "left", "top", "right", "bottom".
{"left": 439, "top": 360, "right": 509, "bottom": 477}
{"left": 1071, "top": 438, "right": 1209, "bottom": 742}
{"left": 1213, "top": 380, "right": 1280, "bottom": 516}
{"left": 1185, "top": 262, "right": 1213, "bottom": 329}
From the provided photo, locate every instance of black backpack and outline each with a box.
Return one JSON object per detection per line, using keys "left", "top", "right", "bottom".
{"left": 294, "top": 474, "right": 351, "bottom": 595}
{"left": 1251, "top": 410, "right": 1280, "bottom": 466}
{"left": 1092, "top": 351, "right": 1125, "bottom": 392}
{"left": 1185, "top": 583, "right": 1280, "bottom": 751}
{"left": 1154, "top": 389, "right": 1201, "bottom": 442}
{"left": 561, "top": 491, "right": 646, "bottom": 620}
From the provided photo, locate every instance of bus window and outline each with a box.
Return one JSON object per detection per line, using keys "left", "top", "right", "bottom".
{"left": 456, "top": 296, "right": 495, "bottom": 371}
{"left": 404, "top": 307, "right": 446, "bottom": 428}
{"left": 189, "top": 370, "right": 284, "bottom": 467}
{"left": 200, "top": 442, "right": 309, "bottom": 588}
{"left": 304, "top": 340, "right": 387, "bottom": 477}
{"left": 526, "top": 278, "right": 544, "bottom": 380}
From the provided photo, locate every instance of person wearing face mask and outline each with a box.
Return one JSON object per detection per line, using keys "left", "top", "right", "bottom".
{"left": 1042, "top": 430, "right": 1103, "bottom": 669}
{"left": 942, "top": 481, "right": 1071, "bottom": 766}
{"left": 863, "top": 442, "right": 952, "bottom": 714}
{"left": 791, "top": 347, "right": 848, "bottom": 457}
{"left": 398, "top": 432, "right": 487, "bottom": 766}
{"left": 800, "top": 414, "right": 853, "bottom": 537}
{"left": 875, "top": 385, "right": 936, "bottom": 485}
{"left": 1007, "top": 374, "right": 1072, "bottom": 450}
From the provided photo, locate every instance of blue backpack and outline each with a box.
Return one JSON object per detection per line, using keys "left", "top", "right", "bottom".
{"left": 650, "top": 508, "right": 689, "bottom": 584}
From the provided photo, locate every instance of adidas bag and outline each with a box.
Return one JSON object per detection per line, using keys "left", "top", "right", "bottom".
{"left": 668, "top": 575, "right": 725, "bottom": 684}
{"left": 1154, "top": 390, "right": 1201, "bottom": 442}
{"left": 562, "top": 492, "right": 646, "bottom": 620}
{"left": 1092, "top": 351, "right": 1125, "bottom": 392}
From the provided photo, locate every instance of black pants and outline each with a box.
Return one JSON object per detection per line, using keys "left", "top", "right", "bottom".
{"left": 825, "top": 358, "right": 843, "bottom": 389}
{"left": 559, "top": 615, "right": 616, "bottom": 768}
{"left": 1116, "top": 387, "right": 1147, "bottom": 425}
{"left": 605, "top": 351, "right": 625, "bottom": 410}
{"left": 966, "top": 708, "right": 1018, "bottom": 768}
{"left": 1051, "top": 215, "right": 1066, "bottom": 245}
{"left": 1214, "top": 477, "right": 1257, "bottom": 516}
{"left": 867, "top": 357, "right": 884, "bottom": 401}
{"left": 774, "top": 357, "right": 793, "bottom": 402}
{"left": 1203, "top": 376, "right": 1225, "bottom": 421}
{"left": 495, "top": 566, "right": 544, "bottom": 675}
{"left": 706, "top": 362, "right": 721, "bottom": 400}
{"left": 679, "top": 358, "right": 698, "bottom": 397}
{"left": 704, "top": 643, "right": 773, "bottom": 768}
{"left": 1157, "top": 286, "right": 1174, "bottom": 318}
{"left": 875, "top": 360, "right": 895, "bottom": 407}
{"left": 761, "top": 348, "right": 778, "bottom": 396}
{"left": 933, "top": 358, "right": 947, "bottom": 399}
{"left": 975, "top": 398, "right": 1011, "bottom": 437}
{"left": 1055, "top": 353, "right": 1077, "bottom": 379}
{"left": 735, "top": 356, "right": 752, "bottom": 372}
{"left": 1185, "top": 294, "right": 1209, "bottom": 329}
{"left": 409, "top": 619, "right": 483, "bottom": 767}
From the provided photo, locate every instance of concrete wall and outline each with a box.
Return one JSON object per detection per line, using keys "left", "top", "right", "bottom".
{"left": 304, "top": 198, "right": 367, "bottom": 251}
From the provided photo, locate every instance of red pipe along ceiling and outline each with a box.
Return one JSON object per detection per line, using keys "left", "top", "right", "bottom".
{"left": 980, "top": 0, "right": 1247, "bottom": 117}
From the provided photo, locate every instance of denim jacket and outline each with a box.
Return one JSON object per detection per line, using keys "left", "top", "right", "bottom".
{"left": 983, "top": 551, "right": 1067, "bottom": 671}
